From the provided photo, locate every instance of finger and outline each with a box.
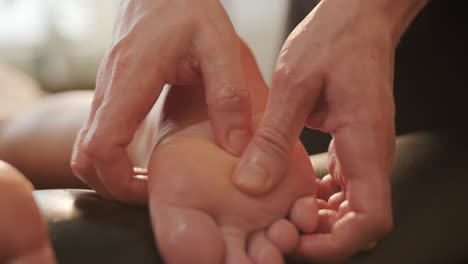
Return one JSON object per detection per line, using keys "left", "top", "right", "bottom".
{"left": 337, "top": 200, "right": 351, "bottom": 219}
{"left": 196, "top": 19, "right": 252, "bottom": 156}
{"left": 71, "top": 120, "right": 113, "bottom": 200}
{"left": 90, "top": 136, "right": 148, "bottom": 204}
{"left": 297, "top": 111, "right": 394, "bottom": 262}
{"left": 296, "top": 212, "right": 381, "bottom": 263}
{"left": 233, "top": 64, "right": 324, "bottom": 195}
{"left": 327, "top": 191, "right": 345, "bottom": 211}
{"left": 331, "top": 119, "right": 394, "bottom": 230}
{"left": 316, "top": 209, "right": 338, "bottom": 233}
{"left": 298, "top": 118, "right": 394, "bottom": 261}
{"left": 81, "top": 43, "right": 166, "bottom": 204}
{"left": 70, "top": 157, "right": 112, "bottom": 200}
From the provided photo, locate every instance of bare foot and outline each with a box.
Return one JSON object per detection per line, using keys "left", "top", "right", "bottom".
{"left": 0, "top": 161, "right": 56, "bottom": 264}
{"left": 129, "top": 43, "right": 319, "bottom": 263}
{"left": 148, "top": 121, "right": 317, "bottom": 264}
{"left": 0, "top": 91, "right": 92, "bottom": 189}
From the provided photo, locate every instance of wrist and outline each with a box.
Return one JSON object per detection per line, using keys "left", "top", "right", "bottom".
{"left": 361, "top": 0, "right": 429, "bottom": 45}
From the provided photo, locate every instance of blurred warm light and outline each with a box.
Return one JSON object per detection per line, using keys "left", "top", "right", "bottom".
{"left": 33, "top": 190, "right": 81, "bottom": 222}
{"left": 0, "top": 0, "right": 288, "bottom": 91}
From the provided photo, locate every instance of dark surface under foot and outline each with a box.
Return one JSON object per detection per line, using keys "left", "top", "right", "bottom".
{"left": 35, "top": 129, "right": 468, "bottom": 264}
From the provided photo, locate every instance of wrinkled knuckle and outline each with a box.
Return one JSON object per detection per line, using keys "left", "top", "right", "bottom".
{"left": 253, "top": 126, "right": 291, "bottom": 163}
{"left": 81, "top": 137, "right": 106, "bottom": 161}
{"left": 274, "top": 63, "right": 320, "bottom": 101}
{"left": 274, "top": 63, "right": 301, "bottom": 89}
{"left": 106, "top": 38, "right": 136, "bottom": 74}
{"left": 208, "top": 84, "right": 250, "bottom": 111}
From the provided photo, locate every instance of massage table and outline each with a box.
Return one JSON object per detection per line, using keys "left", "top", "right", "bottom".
{"left": 34, "top": 129, "right": 468, "bottom": 263}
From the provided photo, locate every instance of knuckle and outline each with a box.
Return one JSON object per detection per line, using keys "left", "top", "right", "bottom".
{"left": 208, "top": 84, "right": 250, "bottom": 111}
{"left": 80, "top": 136, "right": 108, "bottom": 162}
{"left": 274, "top": 63, "right": 302, "bottom": 89}
{"left": 273, "top": 62, "right": 322, "bottom": 103}
{"left": 80, "top": 138, "right": 99, "bottom": 159}
{"left": 104, "top": 38, "right": 136, "bottom": 78}
{"left": 252, "top": 125, "right": 292, "bottom": 164}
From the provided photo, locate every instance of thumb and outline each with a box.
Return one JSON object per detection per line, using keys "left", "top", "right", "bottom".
{"left": 196, "top": 32, "right": 253, "bottom": 156}
{"left": 233, "top": 69, "right": 323, "bottom": 195}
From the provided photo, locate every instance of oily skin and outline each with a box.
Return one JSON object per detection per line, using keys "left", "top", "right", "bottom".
{"left": 126, "top": 45, "right": 319, "bottom": 263}
{"left": 69, "top": 0, "right": 429, "bottom": 261}
{"left": 147, "top": 126, "right": 316, "bottom": 264}
{"left": 0, "top": 161, "right": 56, "bottom": 264}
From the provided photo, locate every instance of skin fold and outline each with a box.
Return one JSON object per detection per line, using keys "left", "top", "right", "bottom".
{"left": 0, "top": 44, "right": 319, "bottom": 263}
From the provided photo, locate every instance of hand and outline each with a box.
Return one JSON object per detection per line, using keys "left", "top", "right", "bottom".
{"left": 233, "top": 0, "right": 427, "bottom": 261}
{"left": 71, "top": 0, "right": 252, "bottom": 204}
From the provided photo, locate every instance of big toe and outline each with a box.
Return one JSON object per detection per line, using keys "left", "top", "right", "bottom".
{"left": 152, "top": 205, "right": 224, "bottom": 264}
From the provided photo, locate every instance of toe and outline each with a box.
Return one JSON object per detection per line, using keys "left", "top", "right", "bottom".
{"left": 248, "top": 231, "right": 284, "bottom": 264}
{"left": 221, "top": 226, "right": 253, "bottom": 264}
{"left": 290, "top": 195, "right": 319, "bottom": 233}
{"left": 266, "top": 219, "right": 299, "bottom": 254}
{"left": 151, "top": 205, "right": 224, "bottom": 264}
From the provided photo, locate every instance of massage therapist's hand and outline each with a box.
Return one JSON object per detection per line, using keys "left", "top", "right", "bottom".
{"left": 71, "top": 0, "right": 252, "bottom": 204}
{"left": 233, "top": 0, "right": 427, "bottom": 262}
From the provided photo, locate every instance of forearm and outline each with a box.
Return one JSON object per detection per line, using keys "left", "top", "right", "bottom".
{"left": 309, "top": 0, "right": 429, "bottom": 49}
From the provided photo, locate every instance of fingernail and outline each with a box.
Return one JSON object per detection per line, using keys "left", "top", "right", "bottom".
{"left": 235, "top": 163, "right": 269, "bottom": 193}
{"left": 227, "top": 128, "right": 250, "bottom": 156}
